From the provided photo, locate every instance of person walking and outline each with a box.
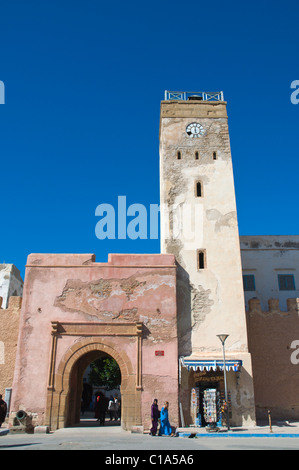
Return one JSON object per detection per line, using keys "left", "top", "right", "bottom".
{"left": 98, "top": 395, "right": 108, "bottom": 425}
{"left": 94, "top": 393, "right": 107, "bottom": 425}
{"left": 150, "top": 398, "right": 160, "bottom": 436}
{"left": 0, "top": 395, "right": 7, "bottom": 428}
{"left": 158, "top": 401, "right": 173, "bottom": 436}
{"left": 113, "top": 396, "right": 119, "bottom": 421}
{"left": 94, "top": 394, "right": 101, "bottom": 422}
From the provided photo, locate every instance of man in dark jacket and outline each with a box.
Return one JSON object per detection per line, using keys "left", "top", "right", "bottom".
{"left": 95, "top": 394, "right": 108, "bottom": 425}
{"left": 150, "top": 399, "right": 160, "bottom": 436}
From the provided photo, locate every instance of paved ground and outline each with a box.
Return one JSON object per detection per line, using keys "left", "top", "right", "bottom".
{"left": 1, "top": 417, "right": 299, "bottom": 451}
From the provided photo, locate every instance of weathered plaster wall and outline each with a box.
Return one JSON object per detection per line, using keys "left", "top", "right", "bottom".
{"left": 246, "top": 297, "right": 299, "bottom": 421}
{"left": 10, "top": 253, "right": 179, "bottom": 430}
{"left": 0, "top": 297, "right": 22, "bottom": 399}
{"left": 241, "top": 236, "right": 299, "bottom": 311}
{"left": 160, "top": 101, "right": 249, "bottom": 352}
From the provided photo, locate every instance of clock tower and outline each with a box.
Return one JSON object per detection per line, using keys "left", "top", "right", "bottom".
{"left": 159, "top": 91, "right": 256, "bottom": 427}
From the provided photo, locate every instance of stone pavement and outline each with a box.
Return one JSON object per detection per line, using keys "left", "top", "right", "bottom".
{"left": 1, "top": 417, "right": 299, "bottom": 452}
{"left": 1, "top": 420, "right": 299, "bottom": 451}
{"left": 176, "top": 420, "right": 299, "bottom": 438}
{"left": 2, "top": 418, "right": 299, "bottom": 438}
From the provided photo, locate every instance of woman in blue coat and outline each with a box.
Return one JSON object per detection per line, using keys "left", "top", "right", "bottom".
{"left": 158, "top": 401, "right": 173, "bottom": 436}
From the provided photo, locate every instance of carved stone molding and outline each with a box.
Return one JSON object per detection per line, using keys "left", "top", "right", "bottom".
{"left": 46, "top": 321, "right": 143, "bottom": 430}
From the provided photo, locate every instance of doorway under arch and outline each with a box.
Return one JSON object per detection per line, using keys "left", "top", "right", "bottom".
{"left": 69, "top": 350, "right": 122, "bottom": 427}
{"left": 46, "top": 338, "right": 141, "bottom": 431}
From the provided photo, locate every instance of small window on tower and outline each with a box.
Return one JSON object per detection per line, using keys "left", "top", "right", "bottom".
{"left": 196, "top": 181, "right": 202, "bottom": 197}
{"left": 213, "top": 152, "right": 217, "bottom": 160}
{"left": 197, "top": 250, "right": 206, "bottom": 270}
{"left": 177, "top": 151, "right": 181, "bottom": 160}
{"left": 195, "top": 151, "right": 199, "bottom": 160}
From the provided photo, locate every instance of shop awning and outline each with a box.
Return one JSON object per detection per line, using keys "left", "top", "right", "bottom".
{"left": 181, "top": 358, "right": 242, "bottom": 372}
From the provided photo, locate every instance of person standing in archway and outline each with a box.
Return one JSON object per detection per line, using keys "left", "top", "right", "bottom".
{"left": 113, "top": 396, "right": 119, "bottom": 421}
{"left": 108, "top": 396, "right": 114, "bottom": 421}
{"left": 95, "top": 394, "right": 108, "bottom": 425}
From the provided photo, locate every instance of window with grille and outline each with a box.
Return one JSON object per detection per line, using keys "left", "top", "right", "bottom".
{"left": 278, "top": 274, "right": 296, "bottom": 291}
{"left": 243, "top": 275, "right": 256, "bottom": 292}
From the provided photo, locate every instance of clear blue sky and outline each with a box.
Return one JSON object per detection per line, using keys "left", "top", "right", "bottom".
{"left": 0, "top": 0, "right": 298, "bottom": 279}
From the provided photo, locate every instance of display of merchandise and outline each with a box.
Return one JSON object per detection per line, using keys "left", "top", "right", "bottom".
{"left": 190, "top": 387, "right": 200, "bottom": 425}
{"left": 218, "top": 391, "right": 232, "bottom": 413}
{"left": 216, "top": 391, "right": 222, "bottom": 426}
{"left": 217, "top": 390, "right": 232, "bottom": 425}
{"left": 203, "top": 389, "right": 218, "bottom": 424}
{"left": 192, "top": 384, "right": 232, "bottom": 427}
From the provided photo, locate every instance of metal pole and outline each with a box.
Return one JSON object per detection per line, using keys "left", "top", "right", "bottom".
{"left": 222, "top": 343, "right": 230, "bottom": 431}
{"left": 268, "top": 409, "right": 273, "bottom": 433}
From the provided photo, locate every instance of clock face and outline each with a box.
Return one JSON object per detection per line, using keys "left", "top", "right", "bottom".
{"left": 186, "top": 122, "right": 205, "bottom": 138}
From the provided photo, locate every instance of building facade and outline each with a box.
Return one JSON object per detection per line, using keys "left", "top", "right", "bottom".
{"left": 159, "top": 91, "right": 255, "bottom": 427}
{"left": 241, "top": 235, "right": 299, "bottom": 311}
{"left": 9, "top": 253, "right": 179, "bottom": 431}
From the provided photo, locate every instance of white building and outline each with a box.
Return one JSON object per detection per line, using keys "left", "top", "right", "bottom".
{"left": 240, "top": 236, "right": 299, "bottom": 312}
{"left": 0, "top": 264, "right": 23, "bottom": 309}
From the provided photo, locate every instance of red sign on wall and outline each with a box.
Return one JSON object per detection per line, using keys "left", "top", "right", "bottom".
{"left": 155, "top": 351, "right": 165, "bottom": 356}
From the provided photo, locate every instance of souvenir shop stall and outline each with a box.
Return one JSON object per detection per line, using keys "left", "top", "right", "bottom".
{"left": 181, "top": 358, "right": 242, "bottom": 428}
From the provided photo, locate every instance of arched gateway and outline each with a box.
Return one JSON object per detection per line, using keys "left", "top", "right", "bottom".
{"left": 9, "top": 253, "right": 179, "bottom": 432}
{"left": 45, "top": 337, "right": 138, "bottom": 430}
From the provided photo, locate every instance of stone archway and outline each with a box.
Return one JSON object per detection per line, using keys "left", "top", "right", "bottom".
{"left": 45, "top": 334, "right": 141, "bottom": 431}
{"left": 65, "top": 348, "right": 122, "bottom": 427}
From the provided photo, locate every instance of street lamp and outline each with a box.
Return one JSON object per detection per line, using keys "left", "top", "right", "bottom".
{"left": 217, "top": 334, "right": 230, "bottom": 431}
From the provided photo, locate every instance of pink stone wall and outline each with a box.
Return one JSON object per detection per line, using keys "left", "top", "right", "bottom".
{"left": 10, "top": 253, "right": 179, "bottom": 429}
{"left": 247, "top": 304, "right": 299, "bottom": 421}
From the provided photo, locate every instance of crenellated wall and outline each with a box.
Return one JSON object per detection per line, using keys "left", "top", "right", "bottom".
{"left": 0, "top": 296, "right": 22, "bottom": 404}
{"left": 246, "top": 297, "right": 299, "bottom": 421}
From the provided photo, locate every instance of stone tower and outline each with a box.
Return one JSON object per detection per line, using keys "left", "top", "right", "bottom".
{"left": 159, "top": 91, "right": 256, "bottom": 426}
